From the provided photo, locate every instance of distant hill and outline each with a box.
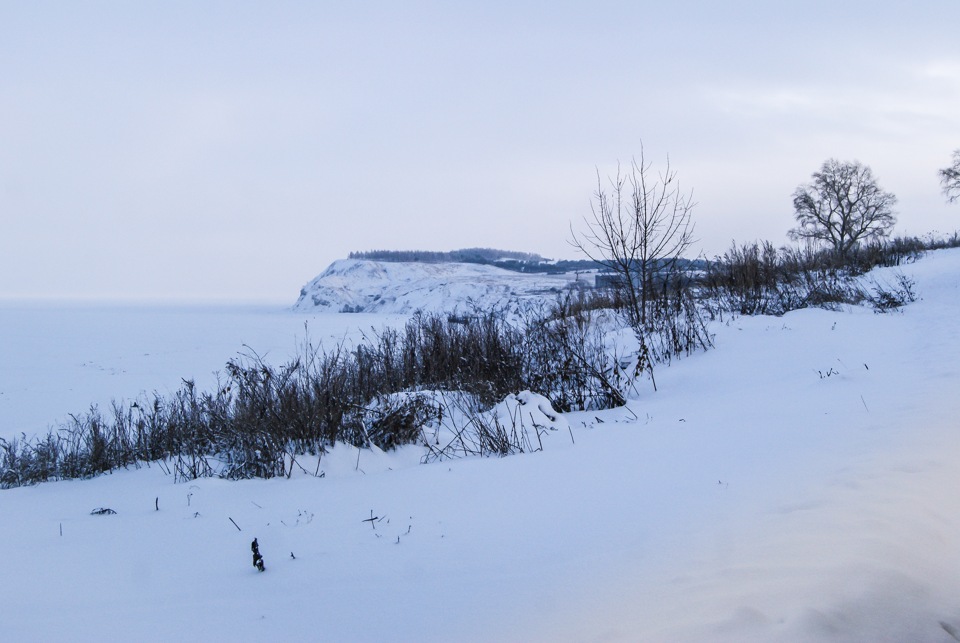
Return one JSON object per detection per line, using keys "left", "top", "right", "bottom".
{"left": 294, "top": 258, "right": 591, "bottom": 314}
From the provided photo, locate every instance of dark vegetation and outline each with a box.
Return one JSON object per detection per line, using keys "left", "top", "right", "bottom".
{"left": 349, "top": 248, "right": 546, "bottom": 263}
{"left": 789, "top": 159, "right": 897, "bottom": 257}
{"left": 348, "top": 246, "right": 706, "bottom": 276}
{"left": 569, "top": 150, "right": 712, "bottom": 392}
{"left": 940, "top": 149, "right": 960, "bottom": 204}
{"left": 348, "top": 247, "right": 605, "bottom": 274}
{"left": 0, "top": 307, "right": 626, "bottom": 487}
{"left": 2, "top": 234, "right": 957, "bottom": 489}
{"left": 699, "top": 233, "right": 957, "bottom": 317}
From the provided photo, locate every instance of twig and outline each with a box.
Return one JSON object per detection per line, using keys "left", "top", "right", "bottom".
{"left": 287, "top": 453, "right": 312, "bottom": 477}
{"left": 362, "top": 510, "right": 380, "bottom": 529}
{"left": 229, "top": 517, "right": 242, "bottom": 531}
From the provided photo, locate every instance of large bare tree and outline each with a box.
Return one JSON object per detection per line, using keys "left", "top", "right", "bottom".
{"left": 570, "top": 148, "right": 695, "bottom": 328}
{"left": 789, "top": 159, "right": 896, "bottom": 257}
{"left": 940, "top": 149, "right": 960, "bottom": 204}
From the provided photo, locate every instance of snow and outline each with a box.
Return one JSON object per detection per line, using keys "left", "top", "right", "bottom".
{"left": 3, "top": 250, "right": 960, "bottom": 641}
{"left": 293, "top": 258, "right": 587, "bottom": 314}
{"left": 0, "top": 303, "right": 407, "bottom": 437}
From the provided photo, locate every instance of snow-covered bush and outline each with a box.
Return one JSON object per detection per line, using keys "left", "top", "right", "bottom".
{"left": 867, "top": 273, "right": 917, "bottom": 313}
{"left": 422, "top": 391, "right": 569, "bottom": 462}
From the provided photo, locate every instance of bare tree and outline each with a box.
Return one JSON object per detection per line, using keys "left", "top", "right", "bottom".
{"left": 940, "top": 149, "right": 960, "bottom": 204}
{"left": 570, "top": 148, "right": 696, "bottom": 328}
{"left": 789, "top": 159, "right": 897, "bottom": 258}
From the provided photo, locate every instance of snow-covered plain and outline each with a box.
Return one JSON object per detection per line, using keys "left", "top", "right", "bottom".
{"left": 3, "top": 250, "right": 960, "bottom": 642}
{"left": 0, "top": 303, "right": 407, "bottom": 437}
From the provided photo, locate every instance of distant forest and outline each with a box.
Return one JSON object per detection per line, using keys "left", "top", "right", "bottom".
{"left": 348, "top": 248, "right": 604, "bottom": 274}
{"left": 348, "top": 247, "right": 706, "bottom": 275}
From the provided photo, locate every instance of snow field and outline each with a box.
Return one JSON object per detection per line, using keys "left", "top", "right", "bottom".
{"left": 2, "top": 250, "right": 960, "bottom": 641}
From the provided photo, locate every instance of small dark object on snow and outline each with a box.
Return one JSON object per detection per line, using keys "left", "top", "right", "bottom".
{"left": 90, "top": 507, "right": 116, "bottom": 515}
{"left": 251, "top": 538, "right": 265, "bottom": 572}
{"left": 290, "top": 551, "right": 296, "bottom": 560}
{"left": 941, "top": 621, "right": 960, "bottom": 642}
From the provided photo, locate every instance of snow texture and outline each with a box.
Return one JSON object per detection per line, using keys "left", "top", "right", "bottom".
{"left": 2, "top": 250, "right": 960, "bottom": 641}
{"left": 293, "top": 258, "right": 589, "bottom": 314}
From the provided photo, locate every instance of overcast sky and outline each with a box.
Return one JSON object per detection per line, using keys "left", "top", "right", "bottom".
{"left": 2, "top": 1, "right": 958, "bottom": 303}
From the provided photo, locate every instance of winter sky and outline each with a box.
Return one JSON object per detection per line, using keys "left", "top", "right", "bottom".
{"left": 2, "top": 1, "right": 958, "bottom": 302}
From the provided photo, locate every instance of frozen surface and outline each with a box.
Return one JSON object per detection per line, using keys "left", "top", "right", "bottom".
{"left": 2, "top": 250, "right": 960, "bottom": 642}
{"left": 0, "top": 304, "right": 406, "bottom": 437}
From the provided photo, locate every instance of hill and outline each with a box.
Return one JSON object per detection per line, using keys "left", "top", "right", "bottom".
{"left": 293, "top": 258, "right": 592, "bottom": 313}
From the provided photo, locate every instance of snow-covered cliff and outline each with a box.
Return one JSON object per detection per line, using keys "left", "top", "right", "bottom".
{"left": 293, "top": 259, "right": 590, "bottom": 314}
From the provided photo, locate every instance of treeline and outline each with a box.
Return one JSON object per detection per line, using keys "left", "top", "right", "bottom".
{"left": 347, "top": 247, "right": 606, "bottom": 274}
{"left": 349, "top": 248, "right": 546, "bottom": 264}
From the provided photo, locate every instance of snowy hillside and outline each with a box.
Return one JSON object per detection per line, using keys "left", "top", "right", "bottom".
{"left": 3, "top": 249, "right": 960, "bottom": 641}
{"left": 293, "top": 258, "right": 589, "bottom": 313}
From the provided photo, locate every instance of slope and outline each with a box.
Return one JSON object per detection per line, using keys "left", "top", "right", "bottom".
{"left": 1, "top": 250, "right": 959, "bottom": 642}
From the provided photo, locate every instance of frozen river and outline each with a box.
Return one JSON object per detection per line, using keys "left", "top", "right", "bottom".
{"left": 0, "top": 302, "right": 406, "bottom": 438}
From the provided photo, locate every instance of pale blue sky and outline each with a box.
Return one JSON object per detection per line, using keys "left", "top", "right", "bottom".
{"left": 2, "top": 1, "right": 958, "bottom": 302}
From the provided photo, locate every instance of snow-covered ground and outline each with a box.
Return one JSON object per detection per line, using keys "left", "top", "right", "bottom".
{"left": 3, "top": 250, "right": 960, "bottom": 641}
{"left": 294, "top": 258, "right": 588, "bottom": 314}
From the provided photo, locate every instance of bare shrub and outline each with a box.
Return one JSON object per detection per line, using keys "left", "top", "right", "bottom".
{"left": 867, "top": 273, "right": 917, "bottom": 313}
{"left": 700, "top": 235, "right": 938, "bottom": 318}
{"left": 421, "top": 392, "right": 560, "bottom": 462}
{"left": 366, "top": 395, "right": 441, "bottom": 452}
{"left": 1, "top": 304, "right": 641, "bottom": 487}
{"left": 522, "top": 297, "right": 627, "bottom": 412}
